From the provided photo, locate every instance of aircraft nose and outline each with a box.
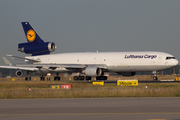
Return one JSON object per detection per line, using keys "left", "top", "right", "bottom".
{"left": 172, "top": 59, "right": 179, "bottom": 65}
{"left": 166, "top": 59, "right": 178, "bottom": 66}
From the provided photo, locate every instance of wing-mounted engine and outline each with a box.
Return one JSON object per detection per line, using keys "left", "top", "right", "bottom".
{"left": 84, "top": 67, "right": 102, "bottom": 76}
{"left": 16, "top": 70, "right": 23, "bottom": 77}
{"left": 118, "top": 72, "right": 136, "bottom": 76}
{"left": 18, "top": 42, "right": 56, "bottom": 56}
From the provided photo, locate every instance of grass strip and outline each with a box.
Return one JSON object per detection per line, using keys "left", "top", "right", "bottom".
{"left": 0, "top": 81, "right": 180, "bottom": 99}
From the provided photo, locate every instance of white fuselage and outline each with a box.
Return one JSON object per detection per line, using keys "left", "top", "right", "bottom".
{"left": 26, "top": 51, "right": 178, "bottom": 72}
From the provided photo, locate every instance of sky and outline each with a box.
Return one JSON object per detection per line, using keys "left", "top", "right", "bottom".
{"left": 0, "top": 0, "right": 180, "bottom": 65}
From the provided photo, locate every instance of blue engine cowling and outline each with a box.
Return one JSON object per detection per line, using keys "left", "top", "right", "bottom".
{"left": 18, "top": 42, "right": 56, "bottom": 56}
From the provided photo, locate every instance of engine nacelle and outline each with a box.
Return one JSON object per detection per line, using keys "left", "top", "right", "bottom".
{"left": 84, "top": 67, "right": 102, "bottom": 76}
{"left": 18, "top": 42, "right": 56, "bottom": 55}
{"left": 16, "top": 70, "right": 23, "bottom": 77}
{"left": 119, "top": 72, "right": 136, "bottom": 76}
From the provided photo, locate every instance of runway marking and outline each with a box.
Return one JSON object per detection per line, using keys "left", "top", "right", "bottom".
{"left": 0, "top": 112, "right": 180, "bottom": 116}
{"left": 148, "top": 119, "right": 166, "bottom": 120}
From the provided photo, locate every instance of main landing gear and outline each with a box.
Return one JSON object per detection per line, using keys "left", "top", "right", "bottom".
{"left": 26, "top": 76, "right": 51, "bottom": 81}
{"left": 25, "top": 71, "right": 31, "bottom": 81}
{"left": 54, "top": 73, "right": 60, "bottom": 81}
{"left": 40, "top": 76, "right": 45, "bottom": 81}
{"left": 73, "top": 76, "right": 107, "bottom": 80}
{"left": 73, "top": 76, "right": 92, "bottom": 80}
{"left": 96, "top": 76, "right": 107, "bottom": 80}
{"left": 25, "top": 77, "right": 31, "bottom": 81}
{"left": 73, "top": 76, "right": 85, "bottom": 80}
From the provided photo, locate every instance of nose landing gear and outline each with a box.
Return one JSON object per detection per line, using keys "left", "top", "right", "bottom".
{"left": 152, "top": 71, "right": 158, "bottom": 81}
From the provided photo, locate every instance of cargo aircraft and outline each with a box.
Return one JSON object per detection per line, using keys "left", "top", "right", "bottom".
{"left": 0, "top": 22, "right": 178, "bottom": 81}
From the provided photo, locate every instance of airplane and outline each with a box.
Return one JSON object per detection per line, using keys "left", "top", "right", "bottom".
{"left": 0, "top": 22, "right": 178, "bottom": 81}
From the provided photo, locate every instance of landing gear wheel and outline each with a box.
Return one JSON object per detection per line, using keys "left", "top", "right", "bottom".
{"left": 153, "top": 76, "right": 158, "bottom": 81}
{"left": 73, "top": 76, "right": 85, "bottom": 80}
{"left": 54, "top": 73, "right": 60, "bottom": 81}
{"left": 73, "top": 76, "right": 78, "bottom": 80}
{"left": 47, "top": 77, "right": 50, "bottom": 81}
{"left": 25, "top": 71, "right": 31, "bottom": 81}
{"left": 81, "top": 76, "right": 85, "bottom": 80}
{"left": 41, "top": 77, "right": 45, "bottom": 81}
{"left": 86, "top": 76, "right": 92, "bottom": 80}
{"left": 25, "top": 77, "right": 31, "bottom": 81}
{"left": 54, "top": 76, "right": 60, "bottom": 81}
{"left": 96, "top": 76, "right": 107, "bottom": 80}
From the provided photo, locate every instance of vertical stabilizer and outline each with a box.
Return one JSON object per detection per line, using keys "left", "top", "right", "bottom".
{"left": 18, "top": 22, "right": 56, "bottom": 56}
{"left": 21, "top": 22, "right": 44, "bottom": 44}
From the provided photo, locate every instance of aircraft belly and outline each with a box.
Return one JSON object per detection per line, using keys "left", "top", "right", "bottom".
{"left": 107, "top": 65, "right": 175, "bottom": 72}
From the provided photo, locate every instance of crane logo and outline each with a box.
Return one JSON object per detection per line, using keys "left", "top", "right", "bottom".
{"left": 26, "top": 29, "right": 36, "bottom": 42}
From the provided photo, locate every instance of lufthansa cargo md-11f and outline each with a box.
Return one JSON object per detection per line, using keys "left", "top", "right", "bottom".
{"left": 0, "top": 22, "right": 178, "bottom": 81}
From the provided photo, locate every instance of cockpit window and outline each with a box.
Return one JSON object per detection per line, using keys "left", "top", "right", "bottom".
{"left": 166, "top": 57, "right": 175, "bottom": 60}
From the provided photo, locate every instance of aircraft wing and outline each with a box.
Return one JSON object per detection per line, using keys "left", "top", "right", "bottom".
{"left": 15, "top": 63, "right": 108, "bottom": 69}
{"left": 5, "top": 54, "right": 107, "bottom": 70}
{"left": 0, "top": 65, "right": 39, "bottom": 71}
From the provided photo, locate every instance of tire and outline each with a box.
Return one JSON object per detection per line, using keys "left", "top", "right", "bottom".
{"left": 81, "top": 76, "right": 85, "bottom": 80}
{"left": 74, "top": 76, "right": 78, "bottom": 80}
{"left": 153, "top": 76, "right": 158, "bottom": 81}
{"left": 96, "top": 76, "right": 107, "bottom": 80}
{"left": 86, "top": 76, "right": 92, "bottom": 80}
{"left": 41, "top": 77, "right": 45, "bottom": 81}
{"left": 102, "top": 76, "right": 107, "bottom": 80}
{"left": 47, "top": 77, "right": 50, "bottom": 81}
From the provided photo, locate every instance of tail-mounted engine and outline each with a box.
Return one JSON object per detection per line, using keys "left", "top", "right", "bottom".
{"left": 18, "top": 42, "right": 56, "bottom": 56}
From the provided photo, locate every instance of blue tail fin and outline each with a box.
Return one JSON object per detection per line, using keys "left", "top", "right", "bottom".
{"left": 18, "top": 22, "right": 56, "bottom": 56}
{"left": 21, "top": 22, "right": 44, "bottom": 44}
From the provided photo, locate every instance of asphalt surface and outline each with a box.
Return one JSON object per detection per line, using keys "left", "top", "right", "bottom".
{"left": 0, "top": 98, "right": 180, "bottom": 120}
{"left": 103, "top": 80, "right": 180, "bottom": 83}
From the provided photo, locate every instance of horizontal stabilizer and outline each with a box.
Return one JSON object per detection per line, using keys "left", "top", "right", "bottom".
{"left": 2, "top": 57, "right": 12, "bottom": 65}
{"left": 6, "top": 54, "right": 40, "bottom": 62}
